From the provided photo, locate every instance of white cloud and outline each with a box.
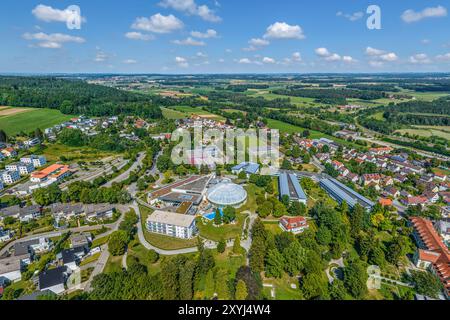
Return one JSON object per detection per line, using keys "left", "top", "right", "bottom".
{"left": 315, "top": 47, "right": 331, "bottom": 57}
{"left": 175, "top": 56, "right": 189, "bottom": 68}
{"left": 196, "top": 52, "right": 208, "bottom": 58}
{"left": 342, "top": 56, "right": 356, "bottom": 63}
{"left": 292, "top": 52, "right": 302, "bottom": 62}
{"left": 436, "top": 53, "right": 450, "bottom": 61}
{"left": 125, "top": 32, "right": 155, "bottom": 41}
{"left": 401, "top": 6, "right": 447, "bottom": 23}
{"left": 238, "top": 58, "right": 252, "bottom": 64}
{"left": 159, "top": 0, "right": 221, "bottom": 22}
{"left": 366, "top": 47, "right": 385, "bottom": 56}
{"left": 32, "top": 4, "right": 85, "bottom": 25}
{"left": 421, "top": 39, "right": 431, "bottom": 45}
{"left": 315, "top": 47, "right": 355, "bottom": 63}
{"left": 264, "top": 22, "right": 305, "bottom": 39}
{"left": 409, "top": 53, "right": 431, "bottom": 64}
{"left": 172, "top": 37, "right": 205, "bottom": 46}
{"left": 131, "top": 13, "right": 183, "bottom": 34}
{"left": 23, "top": 32, "right": 85, "bottom": 49}
{"left": 190, "top": 29, "right": 218, "bottom": 39}
{"left": 123, "top": 59, "right": 138, "bottom": 64}
{"left": 249, "top": 38, "right": 270, "bottom": 46}
{"left": 336, "top": 11, "right": 364, "bottom": 21}
{"left": 369, "top": 61, "right": 384, "bottom": 68}
{"left": 262, "top": 57, "right": 276, "bottom": 64}
{"left": 379, "top": 53, "right": 398, "bottom": 62}
{"left": 365, "top": 47, "right": 398, "bottom": 64}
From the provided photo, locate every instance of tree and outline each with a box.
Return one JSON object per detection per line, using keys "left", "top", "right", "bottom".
{"left": 265, "top": 249, "right": 284, "bottom": 278}
{"left": 233, "top": 236, "right": 241, "bottom": 254}
{"left": 343, "top": 262, "right": 368, "bottom": 299}
{"left": 223, "top": 206, "right": 236, "bottom": 224}
{"left": 301, "top": 272, "right": 329, "bottom": 300}
{"left": 288, "top": 201, "right": 307, "bottom": 216}
{"left": 283, "top": 241, "right": 307, "bottom": 276}
{"left": 179, "top": 260, "right": 196, "bottom": 300}
{"left": 257, "top": 201, "right": 273, "bottom": 218}
{"left": 161, "top": 259, "right": 180, "bottom": 300}
{"left": 238, "top": 171, "right": 247, "bottom": 180}
{"left": 214, "top": 210, "right": 222, "bottom": 226}
{"left": 215, "top": 268, "right": 230, "bottom": 300}
{"left": 204, "top": 270, "right": 215, "bottom": 299}
{"left": 235, "top": 280, "right": 248, "bottom": 300}
{"left": 410, "top": 270, "right": 443, "bottom": 299}
{"left": 108, "top": 230, "right": 128, "bottom": 256}
{"left": 0, "top": 129, "right": 8, "bottom": 143}
{"left": 316, "top": 226, "right": 332, "bottom": 246}
{"left": 249, "top": 237, "right": 266, "bottom": 273}
{"left": 273, "top": 202, "right": 288, "bottom": 218}
{"left": 147, "top": 250, "right": 159, "bottom": 264}
{"left": 217, "top": 238, "right": 226, "bottom": 254}
{"left": 329, "top": 279, "right": 348, "bottom": 300}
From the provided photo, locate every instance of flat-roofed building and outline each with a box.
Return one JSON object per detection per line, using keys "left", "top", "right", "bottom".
{"left": 146, "top": 210, "right": 197, "bottom": 239}
{"left": 20, "top": 155, "right": 47, "bottom": 168}
{"left": 279, "top": 173, "right": 307, "bottom": 204}
{"left": 232, "top": 162, "right": 260, "bottom": 177}
{"left": 0, "top": 170, "right": 20, "bottom": 185}
{"left": 5, "top": 162, "right": 35, "bottom": 176}
{"left": 320, "top": 177, "right": 375, "bottom": 210}
{"left": 31, "top": 164, "right": 71, "bottom": 183}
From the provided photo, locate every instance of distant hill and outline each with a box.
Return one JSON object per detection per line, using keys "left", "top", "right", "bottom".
{"left": 0, "top": 76, "right": 163, "bottom": 119}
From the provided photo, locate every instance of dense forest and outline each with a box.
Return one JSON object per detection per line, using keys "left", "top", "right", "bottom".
{"left": 0, "top": 77, "right": 163, "bottom": 118}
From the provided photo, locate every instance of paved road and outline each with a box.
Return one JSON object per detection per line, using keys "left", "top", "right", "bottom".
{"left": 104, "top": 152, "right": 146, "bottom": 187}
{"left": 84, "top": 243, "right": 110, "bottom": 292}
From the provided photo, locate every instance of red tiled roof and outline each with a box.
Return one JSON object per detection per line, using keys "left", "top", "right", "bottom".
{"left": 280, "top": 216, "right": 308, "bottom": 231}
{"left": 410, "top": 217, "right": 450, "bottom": 295}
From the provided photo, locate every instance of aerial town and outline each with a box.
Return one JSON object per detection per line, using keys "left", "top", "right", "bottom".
{"left": 0, "top": 1, "right": 449, "bottom": 309}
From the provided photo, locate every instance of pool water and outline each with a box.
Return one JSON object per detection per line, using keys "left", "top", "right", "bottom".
{"left": 203, "top": 208, "right": 223, "bottom": 221}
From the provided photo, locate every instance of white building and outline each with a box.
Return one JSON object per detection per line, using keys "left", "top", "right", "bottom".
{"left": 24, "top": 138, "right": 41, "bottom": 147}
{"left": 0, "top": 228, "right": 12, "bottom": 242}
{"left": 0, "top": 170, "right": 21, "bottom": 185}
{"left": 20, "top": 155, "right": 47, "bottom": 168}
{"left": 146, "top": 210, "right": 197, "bottom": 239}
{"left": 0, "top": 256, "right": 22, "bottom": 284}
{"left": 6, "top": 162, "right": 35, "bottom": 176}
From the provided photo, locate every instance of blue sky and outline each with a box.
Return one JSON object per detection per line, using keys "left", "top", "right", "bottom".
{"left": 1, "top": 0, "right": 450, "bottom": 73}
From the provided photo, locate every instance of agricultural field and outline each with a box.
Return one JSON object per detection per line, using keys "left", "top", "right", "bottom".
{"left": 0, "top": 107, "right": 73, "bottom": 135}
{"left": 38, "top": 143, "right": 117, "bottom": 162}
{"left": 166, "top": 105, "right": 225, "bottom": 120}
{"left": 161, "top": 107, "right": 186, "bottom": 120}
{"left": 395, "top": 126, "right": 450, "bottom": 140}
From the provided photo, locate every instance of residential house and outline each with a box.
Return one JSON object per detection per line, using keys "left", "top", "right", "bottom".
{"left": 279, "top": 216, "right": 309, "bottom": 235}
{"left": 1, "top": 147, "right": 17, "bottom": 158}
{"left": 0, "top": 170, "right": 21, "bottom": 185}
{"left": 20, "top": 155, "right": 47, "bottom": 168}
{"left": 38, "top": 266, "right": 67, "bottom": 295}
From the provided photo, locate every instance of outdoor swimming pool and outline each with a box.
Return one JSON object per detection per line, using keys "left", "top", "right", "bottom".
{"left": 203, "top": 208, "right": 223, "bottom": 221}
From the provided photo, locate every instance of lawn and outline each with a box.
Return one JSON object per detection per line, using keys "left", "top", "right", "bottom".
{"left": 167, "top": 105, "right": 225, "bottom": 120}
{"left": 214, "top": 248, "right": 246, "bottom": 279}
{"left": 237, "top": 184, "right": 263, "bottom": 214}
{"left": 197, "top": 212, "right": 248, "bottom": 242}
{"left": 263, "top": 274, "right": 303, "bottom": 300}
{"left": 80, "top": 253, "right": 101, "bottom": 266}
{"left": 139, "top": 205, "right": 199, "bottom": 250}
{"left": 0, "top": 108, "right": 73, "bottom": 135}
{"left": 396, "top": 126, "right": 450, "bottom": 140}
{"left": 39, "top": 143, "right": 116, "bottom": 162}
{"left": 161, "top": 107, "right": 186, "bottom": 120}
{"left": 104, "top": 255, "right": 123, "bottom": 273}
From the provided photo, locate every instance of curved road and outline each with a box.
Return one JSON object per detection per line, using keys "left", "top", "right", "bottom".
{"left": 104, "top": 152, "right": 146, "bottom": 187}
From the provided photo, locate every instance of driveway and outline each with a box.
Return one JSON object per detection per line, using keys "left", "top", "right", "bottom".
{"left": 104, "top": 152, "right": 146, "bottom": 187}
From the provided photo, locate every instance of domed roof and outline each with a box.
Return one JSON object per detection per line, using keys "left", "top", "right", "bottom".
{"left": 207, "top": 181, "right": 248, "bottom": 207}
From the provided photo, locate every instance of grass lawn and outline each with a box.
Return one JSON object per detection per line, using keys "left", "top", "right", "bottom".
{"left": 80, "top": 253, "right": 101, "bottom": 266}
{"left": 214, "top": 248, "right": 246, "bottom": 279}
{"left": 197, "top": 213, "right": 248, "bottom": 242}
{"left": 91, "top": 235, "right": 110, "bottom": 248}
{"left": 139, "top": 205, "right": 199, "bottom": 250}
{"left": 263, "top": 274, "right": 302, "bottom": 300}
{"left": 104, "top": 255, "right": 123, "bottom": 273}
{"left": 0, "top": 108, "right": 73, "bottom": 135}
{"left": 161, "top": 107, "right": 186, "bottom": 120}
{"left": 237, "top": 184, "right": 263, "bottom": 214}
{"left": 168, "top": 105, "right": 225, "bottom": 120}
{"left": 40, "top": 143, "right": 116, "bottom": 162}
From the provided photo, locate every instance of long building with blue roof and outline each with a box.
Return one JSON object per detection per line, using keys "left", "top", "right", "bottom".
{"left": 232, "top": 162, "right": 260, "bottom": 177}
{"left": 279, "top": 173, "right": 307, "bottom": 204}
{"left": 319, "top": 177, "right": 375, "bottom": 210}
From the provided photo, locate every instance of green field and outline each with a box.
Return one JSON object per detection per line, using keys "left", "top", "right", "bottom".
{"left": 0, "top": 108, "right": 73, "bottom": 135}
{"left": 165, "top": 105, "right": 225, "bottom": 120}
{"left": 266, "top": 119, "right": 324, "bottom": 138}
{"left": 396, "top": 126, "right": 450, "bottom": 140}
{"left": 161, "top": 107, "right": 186, "bottom": 119}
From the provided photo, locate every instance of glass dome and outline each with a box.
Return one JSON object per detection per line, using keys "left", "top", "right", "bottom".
{"left": 207, "top": 181, "right": 248, "bottom": 208}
